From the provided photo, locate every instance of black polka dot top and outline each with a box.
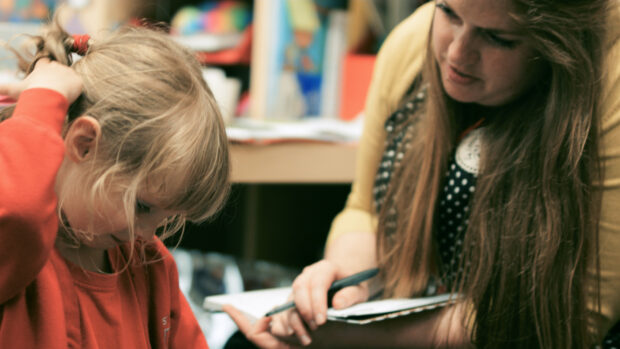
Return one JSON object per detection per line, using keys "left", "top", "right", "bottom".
{"left": 373, "top": 88, "right": 482, "bottom": 289}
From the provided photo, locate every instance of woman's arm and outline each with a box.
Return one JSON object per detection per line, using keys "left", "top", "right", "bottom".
{"left": 591, "top": 6, "right": 620, "bottom": 339}
{"left": 325, "top": 1, "right": 434, "bottom": 248}
{"left": 225, "top": 4, "right": 437, "bottom": 348}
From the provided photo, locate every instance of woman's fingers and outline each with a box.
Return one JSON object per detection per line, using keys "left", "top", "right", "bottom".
{"left": 308, "top": 274, "right": 333, "bottom": 326}
{"left": 222, "top": 304, "right": 254, "bottom": 334}
{"left": 269, "top": 312, "right": 294, "bottom": 337}
{"left": 222, "top": 304, "right": 294, "bottom": 349}
{"left": 292, "top": 260, "right": 340, "bottom": 328}
{"left": 288, "top": 311, "right": 312, "bottom": 346}
{"left": 331, "top": 284, "right": 370, "bottom": 309}
{"left": 264, "top": 260, "right": 373, "bottom": 347}
{"left": 291, "top": 275, "right": 316, "bottom": 330}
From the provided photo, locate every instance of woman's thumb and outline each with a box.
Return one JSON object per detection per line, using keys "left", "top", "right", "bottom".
{"left": 330, "top": 286, "right": 368, "bottom": 309}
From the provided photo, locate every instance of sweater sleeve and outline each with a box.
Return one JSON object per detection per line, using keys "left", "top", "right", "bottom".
{"left": 326, "top": 2, "right": 435, "bottom": 246}
{"left": 590, "top": 3, "right": 620, "bottom": 339}
{"left": 0, "top": 88, "right": 68, "bottom": 304}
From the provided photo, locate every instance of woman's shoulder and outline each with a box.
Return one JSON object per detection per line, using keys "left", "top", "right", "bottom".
{"left": 381, "top": 1, "right": 435, "bottom": 54}
{"left": 600, "top": 0, "right": 620, "bottom": 129}
{"left": 376, "top": 2, "right": 434, "bottom": 69}
{"left": 369, "top": 2, "right": 435, "bottom": 115}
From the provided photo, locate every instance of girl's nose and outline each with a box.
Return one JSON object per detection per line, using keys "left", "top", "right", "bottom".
{"left": 136, "top": 225, "right": 157, "bottom": 241}
{"left": 136, "top": 214, "right": 169, "bottom": 240}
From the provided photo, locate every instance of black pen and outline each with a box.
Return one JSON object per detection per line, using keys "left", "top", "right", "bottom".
{"left": 264, "top": 267, "right": 380, "bottom": 317}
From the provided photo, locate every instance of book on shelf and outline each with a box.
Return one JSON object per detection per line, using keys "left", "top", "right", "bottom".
{"left": 340, "top": 53, "right": 376, "bottom": 121}
{"left": 172, "top": 32, "right": 244, "bottom": 52}
{"left": 250, "top": 0, "right": 348, "bottom": 121}
{"left": 320, "top": 10, "right": 348, "bottom": 119}
{"left": 204, "top": 287, "right": 458, "bottom": 325}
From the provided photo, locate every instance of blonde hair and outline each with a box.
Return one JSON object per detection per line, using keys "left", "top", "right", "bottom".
{"left": 377, "top": 0, "right": 610, "bottom": 347}
{"left": 4, "top": 19, "right": 230, "bottom": 252}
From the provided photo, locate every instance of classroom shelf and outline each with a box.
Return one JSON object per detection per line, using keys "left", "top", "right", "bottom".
{"left": 230, "top": 141, "right": 357, "bottom": 184}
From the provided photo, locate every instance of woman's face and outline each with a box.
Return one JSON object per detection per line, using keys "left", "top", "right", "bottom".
{"left": 432, "top": 0, "right": 545, "bottom": 106}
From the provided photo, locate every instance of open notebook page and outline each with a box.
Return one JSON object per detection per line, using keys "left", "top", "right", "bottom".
{"left": 204, "top": 288, "right": 457, "bottom": 324}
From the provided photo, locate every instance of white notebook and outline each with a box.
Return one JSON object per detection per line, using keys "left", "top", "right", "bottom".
{"left": 204, "top": 288, "right": 458, "bottom": 325}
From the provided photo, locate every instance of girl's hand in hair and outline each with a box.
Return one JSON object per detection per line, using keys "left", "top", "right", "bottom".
{"left": 0, "top": 58, "right": 82, "bottom": 104}
{"left": 268, "top": 260, "right": 371, "bottom": 346}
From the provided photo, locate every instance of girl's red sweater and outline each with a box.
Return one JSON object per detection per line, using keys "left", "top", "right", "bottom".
{"left": 0, "top": 88, "right": 208, "bottom": 348}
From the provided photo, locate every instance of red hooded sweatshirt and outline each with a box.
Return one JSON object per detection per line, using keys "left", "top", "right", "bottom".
{"left": 0, "top": 88, "right": 209, "bottom": 348}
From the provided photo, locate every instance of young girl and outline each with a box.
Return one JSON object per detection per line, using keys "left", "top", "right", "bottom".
{"left": 0, "top": 18, "right": 230, "bottom": 348}
{"left": 225, "top": 0, "right": 620, "bottom": 347}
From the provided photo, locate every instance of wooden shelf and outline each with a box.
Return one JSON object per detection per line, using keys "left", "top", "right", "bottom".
{"left": 230, "top": 142, "right": 357, "bottom": 183}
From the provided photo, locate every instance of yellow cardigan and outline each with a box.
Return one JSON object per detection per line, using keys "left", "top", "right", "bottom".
{"left": 327, "top": 1, "right": 620, "bottom": 337}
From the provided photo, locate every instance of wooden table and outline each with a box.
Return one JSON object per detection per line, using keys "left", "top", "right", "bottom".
{"left": 230, "top": 142, "right": 357, "bottom": 184}
{"left": 229, "top": 141, "right": 357, "bottom": 259}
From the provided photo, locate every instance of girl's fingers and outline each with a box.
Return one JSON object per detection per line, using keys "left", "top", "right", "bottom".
{"left": 0, "top": 82, "right": 24, "bottom": 100}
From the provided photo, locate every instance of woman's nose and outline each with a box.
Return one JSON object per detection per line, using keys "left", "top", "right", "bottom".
{"left": 447, "top": 28, "right": 479, "bottom": 67}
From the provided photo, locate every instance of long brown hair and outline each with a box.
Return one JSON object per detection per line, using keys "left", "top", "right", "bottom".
{"left": 377, "top": 0, "right": 610, "bottom": 347}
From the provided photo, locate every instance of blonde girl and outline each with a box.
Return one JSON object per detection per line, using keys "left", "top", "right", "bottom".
{"left": 0, "top": 18, "right": 229, "bottom": 348}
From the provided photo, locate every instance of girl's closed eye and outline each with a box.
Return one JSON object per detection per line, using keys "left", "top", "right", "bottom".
{"left": 136, "top": 199, "right": 151, "bottom": 214}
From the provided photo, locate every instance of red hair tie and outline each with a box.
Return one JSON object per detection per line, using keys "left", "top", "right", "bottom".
{"left": 71, "top": 34, "right": 91, "bottom": 55}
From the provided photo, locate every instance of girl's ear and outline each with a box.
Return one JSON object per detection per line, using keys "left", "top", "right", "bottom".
{"left": 64, "top": 116, "right": 101, "bottom": 162}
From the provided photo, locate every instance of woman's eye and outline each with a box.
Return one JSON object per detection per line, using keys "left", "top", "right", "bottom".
{"left": 437, "top": 3, "right": 458, "bottom": 20}
{"left": 136, "top": 200, "right": 151, "bottom": 214}
{"left": 484, "top": 32, "right": 518, "bottom": 49}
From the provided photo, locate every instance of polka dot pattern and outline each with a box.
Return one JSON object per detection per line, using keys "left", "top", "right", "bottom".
{"left": 602, "top": 321, "right": 620, "bottom": 348}
{"left": 373, "top": 85, "right": 427, "bottom": 239}
{"left": 372, "top": 91, "right": 620, "bottom": 345}
{"left": 436, "top": 159, "right": 476, "bottom": 286}
{"left": 371, "top": 82, "right": 480, "bottom": 288}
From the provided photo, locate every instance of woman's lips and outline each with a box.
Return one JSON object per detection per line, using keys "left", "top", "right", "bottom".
{"left": 447, "top": 65, "right": 478, "bottom": 84}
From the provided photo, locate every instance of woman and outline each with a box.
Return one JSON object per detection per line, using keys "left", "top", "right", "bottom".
{"left": 226, "top": 0, "right": 620, "bottom": 347}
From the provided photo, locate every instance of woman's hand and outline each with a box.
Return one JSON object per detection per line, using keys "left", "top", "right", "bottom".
{"left": 223, "top": 304, "right": 300, "bottom": 349}
{"left": 0, "top": 58, "right": 83, "bottom": 104}
{"left": 269, "top": 260, "right": 372, "bottom": 346}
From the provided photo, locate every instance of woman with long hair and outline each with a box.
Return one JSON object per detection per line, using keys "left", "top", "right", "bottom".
{"left": 226, "top": 0, "right": 620, "bottom": 347}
